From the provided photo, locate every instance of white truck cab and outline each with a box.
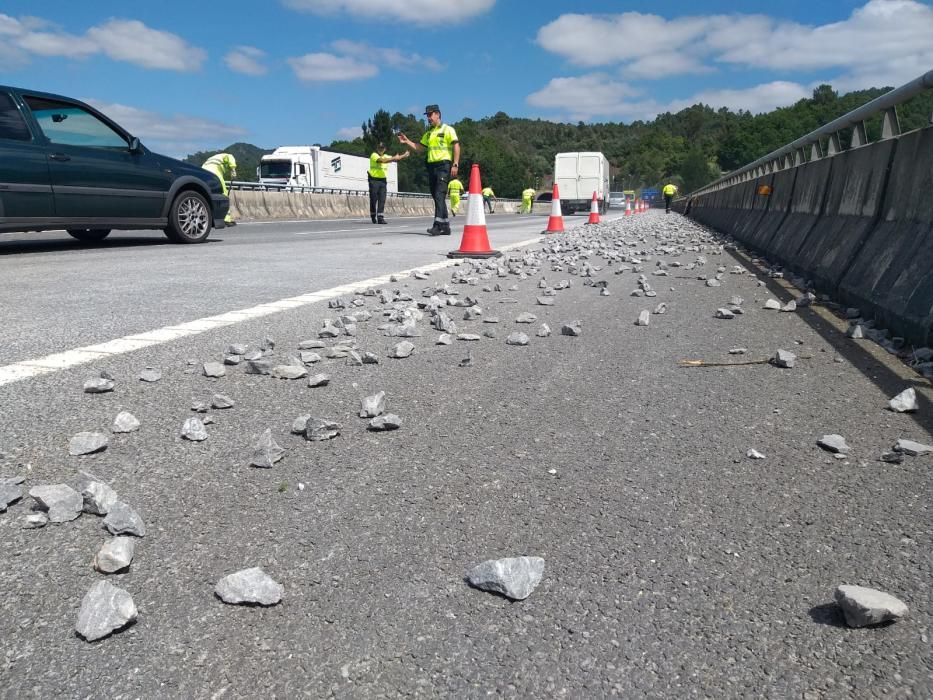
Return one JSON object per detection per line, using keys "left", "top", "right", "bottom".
{"left": 258, "top": 146, "right": 398, "bottom": 192}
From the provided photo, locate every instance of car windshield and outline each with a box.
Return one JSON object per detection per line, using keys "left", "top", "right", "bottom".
{"left": 260, "top": 160, "right": 292, "bottom": 179}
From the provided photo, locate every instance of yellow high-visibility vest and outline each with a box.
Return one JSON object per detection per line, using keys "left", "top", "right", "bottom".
{"left": 662, "top": 184, "right": 677, "bottom": 196}
{"left": 420, "top": 124, "right": 458, "bottom": 163}
{"left": 368, "top": 152, "right": 388, "bottom": 179}
{"left": 447, "top": 179, "right": 463, "bottom": 195}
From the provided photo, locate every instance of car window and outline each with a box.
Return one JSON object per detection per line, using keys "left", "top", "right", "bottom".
{"left": 24, "top": 96, "right": 127, "bottom": 148}
{"left": 0, "top": 92, "right": 32, "bottom": 141}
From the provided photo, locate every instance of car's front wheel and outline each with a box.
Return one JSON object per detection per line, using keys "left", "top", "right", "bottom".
{"left": 67, "top": 228, "right": 111, "bottom": 242}
{"left": 164, "top": 190, "right": 211, "bottom": 243}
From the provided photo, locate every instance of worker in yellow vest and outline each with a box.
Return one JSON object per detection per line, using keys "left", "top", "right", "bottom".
{"left": 397, "top": 103, "right": 460, "bottom": 236}
{"left": 447, "top": 176, "right": 464, "bottom": 216}
{"left": 368, "top": 142, "right": 409, "bottom": 224}
{"left": 482, "top": 185, "right": 497, "bottom": 214}
{"left": 521, "top": 187, "right": 536, "bottom": 214}
{"left": 202, "top": 153, "right": 237, "bottom": 225}
{"left": 662, "top": 182, "right": 678, "bottom": 213}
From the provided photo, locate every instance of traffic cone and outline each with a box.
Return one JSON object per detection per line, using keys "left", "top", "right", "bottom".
{"left": 624, "top": 198, "right": 632, "bottom": 216}
{"left": 448, "top": 164, "right": 501, "bottom": 259}
{"left": 587, "top": 191, "right": 600, "bottom": 224}
{"left": 542, "top": 183, "right": 565, "bottom": 234}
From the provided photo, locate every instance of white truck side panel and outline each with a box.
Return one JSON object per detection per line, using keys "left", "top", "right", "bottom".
{"left": 554, "top": 151, "right": 611, "bottom": 211}
{"left": 260, "top": 146, "right": 398, "bottom": 192}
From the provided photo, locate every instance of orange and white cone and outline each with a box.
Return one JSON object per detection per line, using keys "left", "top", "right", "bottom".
{"left": 587, "top": 191, "right": 600, "bottom": 224}
{"left": 448, "top": 164, "right": 501, "bottom": 259}
{"left": 542, "top": 183, "right": 565, "bottom": 234}
{"left": 624, "top": 198, "right": 632, "bottom": 216}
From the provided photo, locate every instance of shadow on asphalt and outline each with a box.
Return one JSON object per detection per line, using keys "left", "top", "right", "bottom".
{"left": 732, "top": 248, "right": 933, "bottom": 439}
{"left": 807, "top": 603, "right": 850, "bottom": 628}
{"left": 0, "top": 236, "right": 224, "bottom": 256}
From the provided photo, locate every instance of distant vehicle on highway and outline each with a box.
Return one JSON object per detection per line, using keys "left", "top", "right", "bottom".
{"left": 554, "top": 152, "right": 610, "bottom": 215}
{"left": 0, "top": 85, "right": 228, "bottom": 243}
{"left": 609, "top": 191, "right": 625, "bottom": 208}
{"left": 258, "top": 146, "right": 399, "bottom": 193}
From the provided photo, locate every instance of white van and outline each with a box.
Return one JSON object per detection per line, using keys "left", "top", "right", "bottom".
{"left": 554, "top": 152, "right": 610, "bottom": 215}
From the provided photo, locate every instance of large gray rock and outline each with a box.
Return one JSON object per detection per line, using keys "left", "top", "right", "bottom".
{"left": 93, "top": 537, "right": 136, "bottom": 573}
{"left": 817, "top": 434, "right": 850, "bottom": 454}
{"left": 635, "top": 310, "right": 650, "bottom": 326}
{"left": 506, "top": 332, "right": 530, "bottom": 346}
{"left": 457, "top": 333, "right": 481, "bottom": 341}
{"left": 360, "top": 391, "right": 387, "bottom": 418}
{"left": 433, "top": 312, "right": 456, "bottom": 333}
{"left": 305, "top": 418, "right": 341, "bottom": 442}
{"left": 536, "top": 323, "right": 551, "bottom": 338}
{"left": 561, "top": 322, "right": 582, "bottom": 336}
{"left": 888, "top": 387, "right": 918, "bottom": 413}
{"left": 212, "top": 394, "right": 235, "bottom": 409}
{"left": 84, "top": 377, "right": 115, "bottom": 394}
{"left": 104, "top": 501, "right": 146, "bottom": 536}
{"left": 22, "top": 513, "right": 48, "bottom": 529}
{"left": 715, "top": 308, "right": 735, "bottom": 320}
{"left": 271, "top": 364, "right": 308, "bottom": 380}
{"left": 467, "top": 556, "right": 545, "bottom": 600}
{"left": 215, "top": 567, "right": 283, "bottom": 606}
{"left": 29, "top": 484, "right": 82, "bottom": 522}
{"left": 181, "top": 417, "right": 208, "bottom": 442}
{"left": 389, "top": 341, "right": 415, "bottom": 359}
{"left": 202, "top": 362, "right": 226, "bottom": 378}
{"left": 368, "top": 414, "right": 402, "bottom": 431}
{"left": 138, "top": 367, "right": 162, "bottom": 383}
{"left": 894, "top": 438, "right": 932, "bottom": 456}
{"left": 308, "top": 373, "right": 331, "bottom": 388}
{"left": 515, "top": 312, "right": 537, "bottom": 324}
{"left": 111, "top": 411, "right": 140, "bottom": 434}
{"left": 245, "top": 359, "right": 274, "bottom": 375}
{"left": 436, "top": 334, "right": 453, "bottom": 345}
{"left": 771, "top": 349, "right": 796, "bottom": 369}
{"left": 75, "top": 581, "right": 137, "bottom": 641}
{"left": 250, "top": 429, "right": 285, "bottom": 468}
{"left": 834, "top": 585, "right": 908, "bottom": 628}
{"left": 0, "top": 479, "right": 23, "bottom": 512}
{"left": 78, "top": 476, "right": 118, "bottom": 515}
{"left": 69, "top": 432, "right": 109, "bottom": 456}
{"left": 763, "top": 299, "right": 781, "bottom": 310}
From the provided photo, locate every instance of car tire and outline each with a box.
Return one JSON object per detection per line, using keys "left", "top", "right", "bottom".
{"left": 67, "top": 228, "right": 111, "bottom": 242}
{"left": 164, "top": 190, "right": 211, "bottom": 244}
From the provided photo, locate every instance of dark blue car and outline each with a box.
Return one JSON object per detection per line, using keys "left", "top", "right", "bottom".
{"left": 0, "top": 85, "right": 228, "bottom": 243}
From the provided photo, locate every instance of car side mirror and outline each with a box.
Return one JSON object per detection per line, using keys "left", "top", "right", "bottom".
{"left": 128, "top": 137, "right": 142, "bottom": 154}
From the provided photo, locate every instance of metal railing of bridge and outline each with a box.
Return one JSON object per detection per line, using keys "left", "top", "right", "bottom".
{"left": 227, "top": 181, "right": 433, "bottom": 198}
{"left": 689, "top": 68, "right": 933, "bottom": 198}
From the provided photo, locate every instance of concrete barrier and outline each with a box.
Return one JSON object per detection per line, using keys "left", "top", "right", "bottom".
{"left": 730, "top": 174, "right": 775, "bottom": 245}
{"left": 229, "top": 190, "right": 269, "bottom": 220}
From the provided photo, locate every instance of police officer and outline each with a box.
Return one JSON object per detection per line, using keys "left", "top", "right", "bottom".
{"left": 398, "top": 104, "right": 460, "bottom": 236}
{"left": 202, "top": 152, "right": 237, "bottom": 225}
{"left": 368, "top": 142, "right": 409, "bottom": 224}
{"left": 662, "top": 182, "right": 678, "bottom": 213}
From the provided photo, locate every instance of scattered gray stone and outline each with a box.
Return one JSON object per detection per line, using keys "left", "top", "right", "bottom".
{"left": 771, "top": 349, "right": 796, "bottom": 369}
{"left": 75, "top": 581, "right": 138, "bottom": 641}
{"left": 308, "top": 373, "right": 331, "bottom": 388}
{"left": 436, "top": 334, "right": 453, "bottom": 345}
{"left": 346, "top": 350, "right": 364, "bottom": 366}
{"left": 111, "top": 411, "right": 140, "bottom": 434}
{"left": 729, "top": 348, "right": 748, "bottom": 355}
{"left": 191, "top": 401, "right": 209, "bottom": 413}
{"left": 368, "top": 414, "right": 402, "bottom": 431}
{"left": 506, "top": 332, "right": 530, "bottom": 346}
{"left": 817, "top": 434, "right": 850, "bottom": 454}
{"left": 243, "top": 349, "right": 262, "bottom": 361}
{"left": 635, "top": 311, "right": 650, "bottom": 327}
{"left": 103, "top": 501, "right": 146, "bottom": 536}
{"left": 93, "top": 537, "right": 136, "bottom": 574}
{"left": 244, "top": 359, "right": 274, "bottom": 375}
{"left": 537, "top": 323, "right": 551, "bottom": 338}
{"left": 291, "top": 414, "right": 311, "bottom": 434}
{"left": 466, "top": 556, "right": 545, "bottom": 601}
{"left": 561, "top": 322, "right": 582, "bottom": 336}
{"left": 763, "top": 299, "right": 781, "bottom": 310}
{"left": 271, "top": 364, "right": 308, "bottom": 380}
{"left": 305, "top": 418, "right": 341, "bottom": 442}
{"left": 746, "top": 448, "right": 766, "bottom": 460}
{"left": 78, "top": 477, "right": 118, "bottom": 515}
{"left": 69, "top": 432, "right": 108, "bottom": 456}
{"left": 250, "top": 429, "right": 285, "bottom": 468}
{"left": 536, "top": 296, "right": 555, "bottom": 306}
{"left": 653, "top": 303, "right": 667, "bottom": 315}
{"left": 730, "top": 296, "right": 744, "bottom": 307}
{"left": 299, "top": 351, "right": 322, "bottom": 364}
{"left": 84, "top": 376, "right": 115, "bottom": 394}
{"left": 360, "top": 391, "right": 386, "bottom": 418}
{"left": 433, "top": 312, "right": 456, "bottom": 334}
{"left": 29, "top": 484, "right": 82, "bottom": 522}
{"left": 834, "top": 585, "right": 908, "bottom": 628}
{"left": 888, "top": 388, "right": 918, "bottom": 413}
{"left": 202, "top": 362, "right": 226, "bottom": 378}
{"left": 893, "top": 438, "right": 932, "bottom": 456}
{"left": 226, "top": 343, "right": 248, "bottom": 356}
{"left": 260, "top": 337, "right": 275, "bottom": 351}
{"left": 23, "top": 512, "right": 48, "bottom": 529}
{"left": 880, "top": 451, "right": 904, "bottom": 464}
{"left": 389, "top": 341, "right": 415, "bottom": 359}
{"left": 212, "top": 394, "right": 235, "bottom": 409}
{"left": 780, "top": 300, "right": 797, "bottom": 312}
{"left": 482, "top": 329, "right": 497, "bottom": 339}
{"left": 362, "top": 351, "right": 380, "bottom": 365}
{"left": 223, "top": 354, "right": 243, "bottom": 366}
{"left": 138, "top": 367, "right": 161, "bottom": 383}
{"left": 181, "top": 417, "right": 208, "bottom": 442}
{"left": 298, "top": 339, "right": 326, "bottom": 350}
{"left": 215, "top": 567, "right": 283, "bottom": 606}
{"left": 715, "top": 308, "right": 735, "bottom": 320}
{"left": 457, "top": 333, "right": 482, "bottom": 341}
{"left": 515, "top": 312, "right": 537, "bottom": 324}
{"left": 706, "top": 279, "right": 721, "bottom": 288}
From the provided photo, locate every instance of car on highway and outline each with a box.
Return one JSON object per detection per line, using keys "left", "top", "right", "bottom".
{"left": 609, "top": 191, "right": 625, "bottom": 208}
{"left": 0, "top": 85, "right": 228, "bottom": 243}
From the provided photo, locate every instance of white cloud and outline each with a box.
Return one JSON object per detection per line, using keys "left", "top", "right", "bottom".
{"left": 0, "top": 13, "right": 206, "bottom": 71}
{"left": 225, "top": 46, "right": 268, "bottom": 76}
{"left": 526, "top": 74, "right": 811, "bottom": 122}
{"left": 335, "top": 126, "right": 363, "bottom": 140}
{"left": 329, "top": 39, "right": 443, "bottom": 72}
{"left": 288, "top": 53, "right": 379, "bottom": 82}
{"left": 86, "top": 100, "right": 247, "bottom": 158}
{"left": 283, "top": 0, "right": 495, "bottom": 24}
{"left": 536, "top": 1, "right": 933, "bottom": 90}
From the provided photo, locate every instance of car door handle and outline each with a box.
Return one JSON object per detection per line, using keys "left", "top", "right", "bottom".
{"left": 49, "top": 153, "right": 71, "bottom": 162}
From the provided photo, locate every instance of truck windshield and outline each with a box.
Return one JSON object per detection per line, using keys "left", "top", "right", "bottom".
{"left": 260, "top": 160, "right": 291, "bottom": 179}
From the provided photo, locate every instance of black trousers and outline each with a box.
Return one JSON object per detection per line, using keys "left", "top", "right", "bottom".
{"left": 664, "top": 194, "right": 673, "bottom": 212}
{"left": 369, "top": 177, "right": 387, "bottom": 218}
{"left": 427, "top": 161, "right": 450, "bottom": 224}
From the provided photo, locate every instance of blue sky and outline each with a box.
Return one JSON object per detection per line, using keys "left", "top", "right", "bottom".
{"left": 1, "top": 0, "right": 931, "bottom": 157}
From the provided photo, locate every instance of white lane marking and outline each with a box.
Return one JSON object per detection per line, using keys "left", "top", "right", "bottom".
{"left": 0, "top": 235, "right": 544, "bottom": 386}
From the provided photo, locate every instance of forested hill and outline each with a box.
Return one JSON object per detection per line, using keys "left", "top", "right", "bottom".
{"left": 186, "top": 85, "right": 930, "bottom": 197}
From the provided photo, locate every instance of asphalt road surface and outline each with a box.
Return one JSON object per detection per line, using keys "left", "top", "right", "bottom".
{"left": 0, "top": 211, "right": 930, "bottom": 698}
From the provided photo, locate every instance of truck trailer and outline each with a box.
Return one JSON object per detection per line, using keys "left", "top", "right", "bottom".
{"left": 258, "top": 146, "right": 398, "bottom": 193}
{"left": 553, "top": 152, "right": 610, "bottom": 215}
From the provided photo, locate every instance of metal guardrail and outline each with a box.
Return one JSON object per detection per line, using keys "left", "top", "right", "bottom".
{"left": 690, "top": 68, "right": 933, "bottom": 197}
{"left": 228, "top": 181, "right": 433, "bottom": 198}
